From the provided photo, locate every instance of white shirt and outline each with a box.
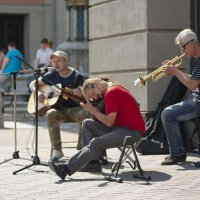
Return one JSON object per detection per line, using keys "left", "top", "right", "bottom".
{"left": 36, "top": 47, "right": 53, "bottom": 65}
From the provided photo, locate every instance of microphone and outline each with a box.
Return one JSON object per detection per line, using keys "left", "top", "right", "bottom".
{"left": 19, "top": 66, "right": 54, "bottom": 74}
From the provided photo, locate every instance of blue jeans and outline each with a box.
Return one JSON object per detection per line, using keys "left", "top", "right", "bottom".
{"left": 66, "top": 119, "right": 141, "bottom": 175}
{"left": 161, "top": 99, "right": 200, "bottom": 156}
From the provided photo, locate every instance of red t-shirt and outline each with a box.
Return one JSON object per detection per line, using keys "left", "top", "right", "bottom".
{"left": 105, "top": 85, "right": 145, "bottom": 135}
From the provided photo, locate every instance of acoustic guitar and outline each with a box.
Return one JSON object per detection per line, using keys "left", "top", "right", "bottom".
{"left": 27, "top": 84, "right": 86, "bottom": 117}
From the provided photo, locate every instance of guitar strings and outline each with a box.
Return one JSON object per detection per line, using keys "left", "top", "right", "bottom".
{"left": 48, "top": 85, "right": 81, "bottom": 106}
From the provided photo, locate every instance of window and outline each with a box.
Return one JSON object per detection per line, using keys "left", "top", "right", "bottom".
{"left": 76, "top": 6, "right": 84, "bottom": 41}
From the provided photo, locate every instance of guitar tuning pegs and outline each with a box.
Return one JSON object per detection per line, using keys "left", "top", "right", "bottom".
{"left": 62, "top": 87, "right": 72, "bottom": 100}
{"left": 63, "top": 87, "right": 73, "bottom": 94}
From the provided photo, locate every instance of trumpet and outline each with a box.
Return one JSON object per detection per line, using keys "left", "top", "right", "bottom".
{"left": 134, "top": 54, "right": 185, "bottom": 88}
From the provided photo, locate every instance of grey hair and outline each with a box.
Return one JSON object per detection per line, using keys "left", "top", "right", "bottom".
{"left": 175, "top": 28, "right": 199, "bottom": 46}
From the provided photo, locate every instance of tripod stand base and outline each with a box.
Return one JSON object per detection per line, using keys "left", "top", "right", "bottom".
{"left": 13, "top": 151, "right": 20, "bottom": 159}
{"left": 105, "top": 175, "right": 123, "bottom": 183}
{"left": 0, "top": 151, "right": 20, "bottom": 165}
{"left": 13, "top": 155, "right": 48, "bottom": 175}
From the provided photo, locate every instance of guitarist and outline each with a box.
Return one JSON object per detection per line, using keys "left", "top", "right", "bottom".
{"left": 29, "top": 50, "right": 90, "bottom": 162}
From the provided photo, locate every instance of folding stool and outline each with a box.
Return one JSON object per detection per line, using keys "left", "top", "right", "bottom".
{"left": 105, "top": 136, "right": 151, "bottom": 183}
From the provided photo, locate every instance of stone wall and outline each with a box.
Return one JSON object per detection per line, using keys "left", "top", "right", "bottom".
{"left": 89, "top": 0, "right": 190, "bottom": 113}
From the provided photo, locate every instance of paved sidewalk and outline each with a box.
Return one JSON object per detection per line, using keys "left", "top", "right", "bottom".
{"left": 0, "top": 121, "right": 200, "bottom": 200}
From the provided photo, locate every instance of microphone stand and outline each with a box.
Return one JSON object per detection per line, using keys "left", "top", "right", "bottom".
{"left": 12, "top": 57, "right": 48, "bottom": 175}
{"left": 0, "top": 71, "right": 22, "bottom": 164}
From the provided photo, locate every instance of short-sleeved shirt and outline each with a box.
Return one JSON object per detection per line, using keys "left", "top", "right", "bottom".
{"left": 104, "top": 85, "right": 145, "bottom": 135}
{"left": 36, "top": 47, "right": 53, "bottom": 65}
{"left": 41, "top": 69, "right": 84, "bottom": 108}
{"left": 190, "top": 57, "right": 200, "bottom": 104}
{"left": 3, "top": 49, "right": 23, "bottom": 75}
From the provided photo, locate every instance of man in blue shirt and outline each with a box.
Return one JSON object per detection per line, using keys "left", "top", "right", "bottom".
{"left": 0, "top": 42, "right": 23, "bottom": 90}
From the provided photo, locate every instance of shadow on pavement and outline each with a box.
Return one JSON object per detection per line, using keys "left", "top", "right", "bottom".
{"left": 52, "top": 169, "right": 171, "bottom": 187}
{"left": 119, "top": 170, "right": 171, "bottom": 183}
{"left": 176, "top": 161, "right": 199, "bottom": 171}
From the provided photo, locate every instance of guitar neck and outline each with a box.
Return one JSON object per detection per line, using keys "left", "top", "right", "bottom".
{"left": 69, "top": 93, "right": 87, "bottom": 104}
{"left": 63, "top": 87, "right": 87, "bottom": 104}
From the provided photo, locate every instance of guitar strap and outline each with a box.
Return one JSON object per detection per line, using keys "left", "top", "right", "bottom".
{"left": 73, "top": 70, "right": 84, "bottom": 88}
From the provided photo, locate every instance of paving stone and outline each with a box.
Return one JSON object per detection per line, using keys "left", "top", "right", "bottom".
{"left": 0, "top": 121, "right": 200, "bottom": 200}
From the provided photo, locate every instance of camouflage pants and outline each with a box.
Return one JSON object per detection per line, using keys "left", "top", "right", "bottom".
{"left": 45, "top": 106, "right": 90, "bottom": 150}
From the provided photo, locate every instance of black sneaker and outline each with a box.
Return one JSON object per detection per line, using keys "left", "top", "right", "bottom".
{"left": 194, "top": 160, "right": 200, "bottom": 168}
{"left": 161, "top": 154, "right": 186, "bottom": 165}
{"left": 99, "top": 158, "right": 108, "bottom": 165}
{"left": 48, "top": 161, "right": 68, "bottom": 180}
{"left": 79, "top": 160, "right": 102, "bottom": 172}
{"left": 99, "top": 150, "right": 108, "bottom": 165}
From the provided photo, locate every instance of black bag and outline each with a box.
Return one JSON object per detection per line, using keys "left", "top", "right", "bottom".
{"left": 136, "top": 77, "right": 187, "bottom": 154}
{"left": 180, "top": 118, "right": 200, "bottom": 152}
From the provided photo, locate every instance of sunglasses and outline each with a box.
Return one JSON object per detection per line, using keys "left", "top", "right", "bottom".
{"left": 181, "top": 39, "right": 194, "bottom": 50}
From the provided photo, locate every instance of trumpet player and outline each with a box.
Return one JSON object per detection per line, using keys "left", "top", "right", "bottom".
{"left": 160, "top": 28, "right": 200, "bottom": 165}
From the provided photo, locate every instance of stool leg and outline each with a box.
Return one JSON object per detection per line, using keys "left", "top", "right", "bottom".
{"left": 50, "top": 148, "right": 53, "bottom": 159}
{"left": 131, "top": 144, "right": 143, "bottom": 175}
{"left": 105, "top": 143, "right": 127, "bottom": 183}
{"left": 113, "top": 143, "right": 126, "bottom": 178}
{"left": 191, "top": 118, "right": 200, "bottom": 154}
{"left": 196, "top": 126, "right": 200, "bottom": 154}
{"left": 131, "top": 144, "right": 151, "bottom": 181}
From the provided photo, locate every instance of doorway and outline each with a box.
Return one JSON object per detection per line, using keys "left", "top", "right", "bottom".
{"left": 0, "top": 14, "right": 24, "bottom": 53}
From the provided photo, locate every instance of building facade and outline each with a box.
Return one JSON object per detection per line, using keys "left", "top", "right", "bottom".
{"left": 57, "top": 0, "right": 89, "bottom": 75}
{"left": 0, "top": 0, "right": 68, "bottom": 65}
{"left": 0, "top": 0, "right": 88, "bottom": 71}
{"left": 89, "top": 0, "right": 200, "bottom": 115}
{"left": 0, "top": 0, "right": 199, "bottom": 122}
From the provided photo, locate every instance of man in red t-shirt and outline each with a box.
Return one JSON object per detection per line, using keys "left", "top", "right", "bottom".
{"left": 48, "top": 77, "right": 145, "bottom": 180}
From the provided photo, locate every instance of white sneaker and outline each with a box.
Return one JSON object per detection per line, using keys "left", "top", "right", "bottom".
{"left": 51, "top": 150, "right": 64, "bottom": 162}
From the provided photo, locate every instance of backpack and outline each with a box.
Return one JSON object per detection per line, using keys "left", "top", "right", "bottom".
{"left": 136, "top": 77, "right": 188, "bottom": 154}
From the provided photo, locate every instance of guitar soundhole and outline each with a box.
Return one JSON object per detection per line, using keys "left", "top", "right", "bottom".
{"left": 48, "top": 92, "right": 54, "bottom": 99}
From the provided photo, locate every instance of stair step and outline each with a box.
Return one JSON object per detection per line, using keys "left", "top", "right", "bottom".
{"left": 4, "top": 108, "right": 28, "bottom": 115}
{"left": 3, "top": 113, "right": 34, "bottom": 121}
{"left": 3, "top": 113, "right": 46, "bottom": 122}
{"left": 4, "top": 95, "right": 29, "bottom": 102}
{"left": 4, "top": 101, "right": 28, "bottom": 109}
{"left": 1, "top": 74, "right": 34, "bottom": 122}
{"left": 3, "top": 99, "right": 29, "bottom": 120}
{"left": 4, "top": 100, "right": 27, "bottom": 104}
